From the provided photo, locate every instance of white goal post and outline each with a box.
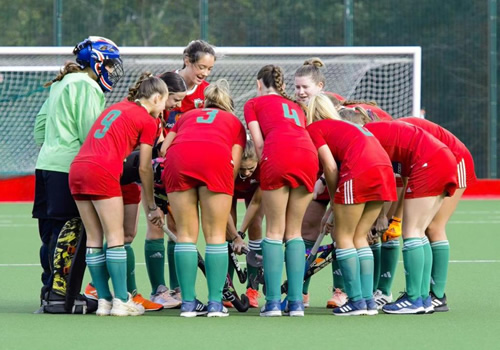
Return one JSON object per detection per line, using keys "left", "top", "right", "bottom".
{"left": 0, "top": 46, "right": 421, "bottom": 177}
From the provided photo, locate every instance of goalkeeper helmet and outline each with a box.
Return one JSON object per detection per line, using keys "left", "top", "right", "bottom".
{"left": 73, "top": 36, "right": 123, "bottom": 92}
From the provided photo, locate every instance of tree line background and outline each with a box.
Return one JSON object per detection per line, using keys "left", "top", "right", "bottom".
{"left": 0, "top": 0, "right": 497, "bottom": 178}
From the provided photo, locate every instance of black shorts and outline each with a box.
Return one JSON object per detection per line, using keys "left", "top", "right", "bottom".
{"left": 32, "top": 170, "right": 79, "bottom": 221}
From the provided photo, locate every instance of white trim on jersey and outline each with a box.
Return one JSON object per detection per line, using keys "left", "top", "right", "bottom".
{"left": 457, "top": 158, "right": 467, "bottom": 188}
{"left": 344, "top": 179, "right": 354, "bottom": 204}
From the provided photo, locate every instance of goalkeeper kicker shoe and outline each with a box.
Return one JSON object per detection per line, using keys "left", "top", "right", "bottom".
{"left": 180, "top": 299, "right": 208, "bottom": 317}
{"left": 382, "top": 293, "right": 425, "bottom": 314}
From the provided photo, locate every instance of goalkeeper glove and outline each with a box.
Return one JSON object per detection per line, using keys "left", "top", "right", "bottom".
{"left": 382, "top": 216, "right": 402, "bottom": 242}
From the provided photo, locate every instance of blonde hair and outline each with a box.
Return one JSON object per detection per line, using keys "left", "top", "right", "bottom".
{"left": 242, "top": 138, "right": 257, "bottom": 161}
{"left": 307, "top": 93, "right": 342, "bottom": 125}
{"left": 295, "top": 57, "right": 326, "bottom": 86}
{"left": 338, "top": 106, "right": 379, "bottom": 125}
{"left": 204, "top": 79, "right": 234, "bottom": 113}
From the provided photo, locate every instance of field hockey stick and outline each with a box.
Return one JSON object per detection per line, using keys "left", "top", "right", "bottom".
{"left": 304, "top": 211, "right": 334, "bottom": 270}
{"left": 228, "top": 243, "right": 248, "bottom": 284}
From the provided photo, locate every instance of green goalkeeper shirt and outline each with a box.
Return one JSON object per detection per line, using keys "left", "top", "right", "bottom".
{"left": 35, "top": 72, "right": 105, "bottom": 173}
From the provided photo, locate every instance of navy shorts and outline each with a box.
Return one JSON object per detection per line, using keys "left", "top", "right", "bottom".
{"left": 32, "top": 170, "right": 79, "bottom": 221}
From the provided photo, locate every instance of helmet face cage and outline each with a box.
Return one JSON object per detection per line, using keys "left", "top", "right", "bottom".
{"left": 74, "top": 36, "right": 123, "bottom": 92}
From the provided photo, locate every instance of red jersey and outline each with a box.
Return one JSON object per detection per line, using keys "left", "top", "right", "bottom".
{"left": 364, "top": 121, "right": 449, "bottom": 177}
{"left": 397, "top": 117, "right": 468, "bottom": 162}
{"left": 169, "top": 108, "right": 246, "bottom": 152}
{"left": 164, "top": 79, "right": 209, "bottom": 130}
{"left": 345, "top": 103, "right": 393, "bottom": 121}
{"left": 307, "top": 119, "right": 392, "bottom": 178}
{"left": 73, "top": 100, "right": 158, "bottom": 181}
{"left": 244, "top": 95, "right": 316, "bottom": 153}
{"left": 234, "top": 166, "right": 260, "bottom": 198}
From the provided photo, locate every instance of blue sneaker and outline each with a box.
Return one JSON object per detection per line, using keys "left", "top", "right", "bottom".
{"left": 422, "top": 295, "right": 434, "bottom": 314}
{"left": 260, "top": 300, "right": 282, "bottom": 317}
{"left": 382, "top": 293, "right": 425, "bottom": 314}
{"left": 333, "top": 299, "right": 367, "bottom": 316}
{"left": 283, "top": 300, "right": 304, "bottom": 317}
{"left": 207, "top": 301, "right": 229, "bottom": 317}
{"left": 365, "top": 298, "right": 378, "bottom": 316}
{"left": 180, "top": 299, "right": 208, "bottom": 317}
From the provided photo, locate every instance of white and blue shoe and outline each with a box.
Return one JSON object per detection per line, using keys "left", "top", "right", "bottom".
{"left": 422, "top": 295, "right": 435, "bottom": 314}
{"left": 365, "top": 298, "right": 378, "bottom": 316}
{"left": 333, "top": 299, "right": 368, "bottom": 316}
{"left": 207, "top": 301, "right": 229, "bottom": 317}
{"left": 180, "top": 299, "right": 208, "bottom": 317}
{"left": 382, "top": 293, "right": 425, "bottom": 314}
{"left": 283, "top": 300, "right": 304, "bottom": 317}
{"left": 260, "top": 300, "right": 282, "bottom": 317}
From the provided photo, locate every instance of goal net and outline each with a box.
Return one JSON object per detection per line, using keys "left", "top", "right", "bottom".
{"left": 0, "top": 46, "right": 421, "bottom": 178}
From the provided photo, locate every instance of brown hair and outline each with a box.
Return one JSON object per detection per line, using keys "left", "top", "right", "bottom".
{"left": 294, "top": 57, "right": 326, "bottom": 86}
{"left": 242, "top": 138, "right": 257, "bottom": 161}
{"left": 338, "top": 106, "right": 379, "bottom": 125}
{"left": 44, "top": 62, "right": 83, "bottom": 88}
{"left": 182, "top": 40, "right": 216, "bottom": 68}
{"left": 204, "top": 79, "right": 234, "bottom": 113}
{"left": 127, "top": 72, "right": 168, "bottom": 102}
{"left": 257, "top": 64, "right": 296, "bottom": 103}
{"left": 342, "top": 99, "right": 379, "bottom": 107}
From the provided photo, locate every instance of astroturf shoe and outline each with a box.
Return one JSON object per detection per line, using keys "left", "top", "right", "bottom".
{"left": 171, "top": 287, "right": 182, "bottom": 302}
{"left": 303, "top": 293, "right": 310, "bottom": 308}
{"left": 283, "top": 300, "right": 305, "bottom": 317}
{"left": 365, "top": 298, "right": 378, "bottom": 316}
{"left": 207, "top": 301, "right": 229, "bottom": 317}
{"left": 422, "top": 295, "right": 435, "bottom": 314}
{"left": 132, "top": 293, "right": 163, "bottom": 312}
{"left": 260, "top": 300, "right": 282, "bottom": 317}
{"left": 332, "top": 299, "right": 367, "bottom": 316}
{"left": 151, "top": 285, "right": 182, "bottom": 309}
{"left": 84, "top": 283, "right": 98, "bottom": 301}
{"left": 382, "top": 293, "right": 425, "bottom": 314}
{"left": 430, "top": 291, "right": 449, "bottom": 312}
{"left": 326, "top": 288, "right": 348, "bottom": 308}
{"left": 373, "top": 289, "right": 393, "bottom": 310}
{"left": 246, "top": 287, "right": 260, "bottom": 308}
{"left": 96, "top": 299, "right": 112, "bottom": 316}
{"left": 180, "top": 299, "right": 208, "bottom": 317}
{"left": 111, "top": 294, "right": 145, "bottom": 316}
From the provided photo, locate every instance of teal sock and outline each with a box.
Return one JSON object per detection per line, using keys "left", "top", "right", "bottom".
{"left": 336, "top": 248, "right": 362, "bottom": 301}
{"left": 262, "top": 238, "right": 284, "bottom": 301}
{"left": 332, "top": 248, "right": 345, "bottom": 291}
{"left": 85, "top": 248, "right": 112, "bottom": 300}
{"left": 358, "top": 247, "right": 374, "bottom": 300}
{"left": 402, "top": 238, "right": 424, "bottom": 301}
{"left": 106, "top": 246, "right": 128, "bottom": 302}
{"left": 124, "top": 243, "right": 137, "bottom": 296}
{"left": 302, "top": 239, "right": 316, "bottom": 294}
{"left": 205, "top": 244, "right": 228, "bottom": 302}
{"left": 430, "top": 240, "right": 450, "bottom": 298}
{"left": 377, "top": 239, "right": 400, "bottom": 295}
{"left": 144, "top": 238, "right": 166, "bottom": 295}
{"left": 174, "top": 243, "right": 198, "bottom": 301}
{"left": 246, "top": 239, "right": 262, "bottom": 290}
{"left": 370, "top": 242, "right": 381, "bottom": 293}
{"left": 285, "top": 238, "right": 305, "bottom": 302}
{"left": 421, "top": 236, "right": 433, "bottom": 299}
{"left": 167, "top": 240, "right": 179, "bottom": 290}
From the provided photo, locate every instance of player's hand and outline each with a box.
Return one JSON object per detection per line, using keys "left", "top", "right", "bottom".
{"left": 148, "top": 207, "right": 164, "bottom": 228}
{"left": 382, "top": 216, "right": 402, "bottom": 242}
{"left": 231, "top": 235, "right": 248, "bottom": 255}
{"left": 313, "top": 177, "right": 326, "bottom": 200}
{"left": 320, "top": 209, "right": 334, "bottom": 235}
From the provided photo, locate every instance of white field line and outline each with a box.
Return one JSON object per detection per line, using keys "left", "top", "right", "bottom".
{"left": 1, "top": 260, "right": 499, "bottom": 267}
